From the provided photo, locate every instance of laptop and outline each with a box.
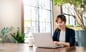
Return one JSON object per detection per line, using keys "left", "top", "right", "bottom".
{"left": 32, "top": 33, "right": 64, "bottom": 48}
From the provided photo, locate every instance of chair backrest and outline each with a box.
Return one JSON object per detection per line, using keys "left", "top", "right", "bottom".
{"left": 76, "top": 30, "right": 86, "bottom": 47}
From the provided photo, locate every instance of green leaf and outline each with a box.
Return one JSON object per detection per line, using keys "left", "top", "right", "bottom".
{"left": 11, "top": 29, "right": 25, "bottom": 43}
{"left": 53, "top": 0, "right": 83, "bottom": 6}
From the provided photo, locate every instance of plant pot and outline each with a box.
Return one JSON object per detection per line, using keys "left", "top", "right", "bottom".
{"left": 75, "top": 30, "right": 86, "bottom": 47}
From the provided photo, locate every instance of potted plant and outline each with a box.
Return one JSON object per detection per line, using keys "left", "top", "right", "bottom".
{"left": 10, "top": 27, "right": 25, "bottom": 43}
{"left": 0, "top": 27, "right": 14, "bottom": 42}
{"left": 53, "top": 0, "right": 86, "bottom": 46}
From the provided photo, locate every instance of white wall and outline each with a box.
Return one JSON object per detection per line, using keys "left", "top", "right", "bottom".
{"left": 0, "top": 0, "right": 22, "bottom": 32}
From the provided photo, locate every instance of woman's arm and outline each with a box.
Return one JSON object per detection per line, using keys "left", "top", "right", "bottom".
{"left": 53, "top": 41, "right": 70, "bottom": 47}
{"left": 59, "top": 42, "right": 70, "bottom": 47}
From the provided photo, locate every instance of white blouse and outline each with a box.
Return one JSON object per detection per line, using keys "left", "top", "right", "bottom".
{"left": 59, "top": 31, "right": 65, "bottom": 42}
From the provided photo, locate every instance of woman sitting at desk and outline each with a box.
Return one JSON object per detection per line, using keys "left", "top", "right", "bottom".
{"left": 53, "top": 14, "right": 75, "bottom": 47}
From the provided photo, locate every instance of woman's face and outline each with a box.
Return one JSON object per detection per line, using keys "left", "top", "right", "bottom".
{"left": 56, "top": 18, "right": 66, "bottom": 30}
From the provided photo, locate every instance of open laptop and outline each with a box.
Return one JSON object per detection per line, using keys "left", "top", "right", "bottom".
{"left": 32, "top": 33, "right": 64, "bottom": 48}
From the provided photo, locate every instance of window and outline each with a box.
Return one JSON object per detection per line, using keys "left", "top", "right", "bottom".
{"left": 23, "top": 0, "right": 52, "bottom": 34}
{"left": 62, "top": 3, "right": 76, "bottom": 26}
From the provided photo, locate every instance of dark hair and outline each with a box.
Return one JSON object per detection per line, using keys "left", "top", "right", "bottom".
{"left": 56, "top": 15, "right": 66, "bottom": 22}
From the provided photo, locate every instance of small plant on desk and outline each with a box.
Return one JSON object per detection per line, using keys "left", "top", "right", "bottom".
{"left": 10, "top": 28, "right": 25, "bottom": 43}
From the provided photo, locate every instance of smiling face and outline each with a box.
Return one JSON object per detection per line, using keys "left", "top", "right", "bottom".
{"left": 56, "top": 18, "right": 66, "bottom": 30}
{"left": 56, "top": 15, "right": 66, "bottom": 30}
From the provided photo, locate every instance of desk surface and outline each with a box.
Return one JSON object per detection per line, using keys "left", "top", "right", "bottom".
{"left": 0, "top": 43, "right": 86, "bottom": 52}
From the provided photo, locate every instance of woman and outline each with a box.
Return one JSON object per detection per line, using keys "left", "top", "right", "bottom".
{"left": 53, "top": 14, "right": 75, "bottom": 47}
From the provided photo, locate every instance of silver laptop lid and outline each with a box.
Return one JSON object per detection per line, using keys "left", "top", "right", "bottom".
{"left": 32, "top": 33, "right": 56, "bottom": 48}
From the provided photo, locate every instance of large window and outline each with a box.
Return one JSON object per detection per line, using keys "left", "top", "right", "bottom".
{"left": 62, "top": 3, "right": 76, "bottom": 26}
{"left": 23, "top": 0, "right": 52, "bottom": 35}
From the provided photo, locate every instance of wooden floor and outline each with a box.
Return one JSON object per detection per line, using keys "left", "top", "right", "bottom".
{"left": 0, "top": 43, "right": 86, "bottom": 52}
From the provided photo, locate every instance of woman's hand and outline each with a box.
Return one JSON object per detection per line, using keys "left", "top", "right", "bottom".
{"left": 53, "top": 41, "right": 70, "bottom": 47}
{"left": 59, "top": 42, "right": 70, "bottom": 47}
{"left": 53, "top": 41, "right": 61, "bottom": 46}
